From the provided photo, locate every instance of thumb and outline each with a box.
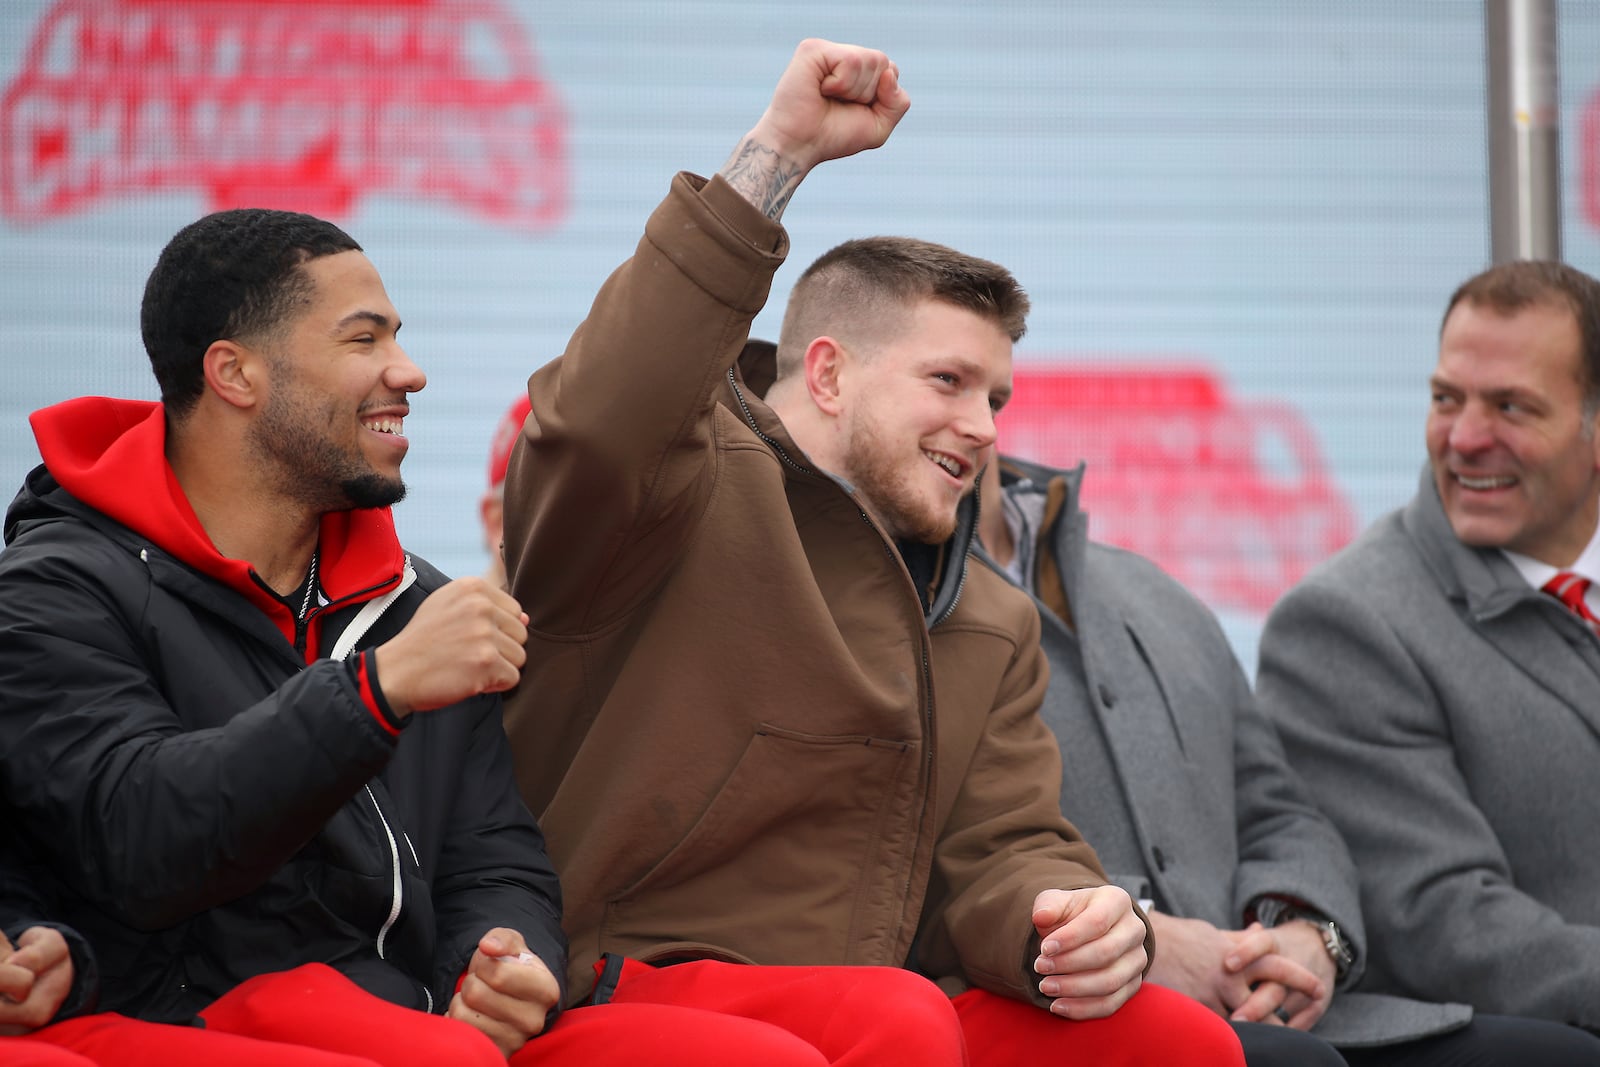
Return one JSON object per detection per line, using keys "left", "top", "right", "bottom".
{"left": 1031, "top": 889, "right": 1070, "bottom": 932}
{"left": 479, "top": 927, "right": 528, "bottom": 959}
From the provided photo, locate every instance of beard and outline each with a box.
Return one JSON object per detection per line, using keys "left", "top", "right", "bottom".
{"left": 249, "top": 378, "right": 407, "bottom": 513}
{"left": 840, "top": 408, "right": 959, "bottom": 545}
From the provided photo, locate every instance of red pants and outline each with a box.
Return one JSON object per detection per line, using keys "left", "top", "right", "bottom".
{"left": 954, "top": 978, "right": 1246, "bottom": 1066}
{"left": 588, "top": 956, "right": 1245, "bottom": 1067}
{"left": 13, "top": 959, "right": 1244, "bottom": 1066}
{"left": 13, "top": 965, "right": 497, "bottom": 1067}
{"left": 12, "top": 961, "right": 960, "bottom": 1067}
{"left": 0, "top": 1035, "right": 96, "bottom": 1067}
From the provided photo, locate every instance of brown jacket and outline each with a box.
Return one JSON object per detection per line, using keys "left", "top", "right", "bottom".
{"left": 501, "top": 173, "right": 1123, "bottom": 1005}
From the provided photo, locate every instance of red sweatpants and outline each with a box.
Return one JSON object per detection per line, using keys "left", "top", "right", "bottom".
{"left": 13, "top": 1010, "right": 384, "bottom": 1067}
{"left": 15, "top": 965, "right": 497, "bottom": 1067}
{"left": 586, "top": 957, "right": 1245, "bottom": 1067}
{"left": 0, "top": 1035, "right": 96, "bottom": 1067}
{"left": 14, "top": 960, "right": 1244, "bottom": 1066}
{"left": 954, "top": 978, "right": 1246, "bottom": 1066}
{"left": 15, "top": 961, "right": 966, "bottom": 1067}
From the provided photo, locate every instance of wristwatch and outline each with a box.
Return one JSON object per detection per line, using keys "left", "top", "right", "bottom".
{"left": 1251, "top": 897, "right": 1354, "bottom": 979}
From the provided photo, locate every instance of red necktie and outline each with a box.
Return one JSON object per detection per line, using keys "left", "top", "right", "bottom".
{"left": 1542, "top": 572, "right": 1600, "bottom": 636}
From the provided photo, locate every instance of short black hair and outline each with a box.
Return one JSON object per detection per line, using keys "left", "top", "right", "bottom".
{"left": 141, "top": 208, "right": 362, "bottom": 416}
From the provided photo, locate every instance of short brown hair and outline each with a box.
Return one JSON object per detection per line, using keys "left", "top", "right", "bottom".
{"left": 1443, "top": 260, "right": 1600, "bottom": 409}
{"left": 775, "top": 236, "right": 1029, "bottom": 380}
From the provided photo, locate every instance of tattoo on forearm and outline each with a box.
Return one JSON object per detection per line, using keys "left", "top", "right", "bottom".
{"left": 720, "top": 140, "right": 805, "bottom": 220}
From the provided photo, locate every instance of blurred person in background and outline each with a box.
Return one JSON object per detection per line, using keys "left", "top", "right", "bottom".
{"left": 482, "top": 393, "right": 533, "bottom": 588}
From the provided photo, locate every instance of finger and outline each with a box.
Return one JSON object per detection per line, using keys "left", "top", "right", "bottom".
{"left": 477, "top": 927, "right": 523, "bottom": 960}
{"left": 1284, "top": 996, "right": 1330, "bottom": 1031}
{"left": 459, "top": 972, "right": 553, "bottom": 1038}
{"left": 1237, "top": 954, "right": 1324, "bottom": 1001}
{"left": 493, "top": 626, "right": 528, "bottom": 667}
{"left": 447, "top": 992, "right": 525, "bottom": 1058}
{"left": 496, "top": 609, "right": 529, "bottom": 647}
{"left": 874, "top": 65, "right": 912, "bottom": 119}
{"left": 1030, "top": 889, "right": 1072, "bottom": 938}
{"left": 11, "top": 929, "right": 68, "bottom": 973}
{"left": 485, "top": 584, "right": 525, "bottom": 616}
{"left": 1222, "top": 926, "right": 1276, "bottom": 972}
{"left": 1037, "top": 942, "right": 1147, "bottom": 1003}
{"left": 821, "top": 49, "right": 889, "bottom": 103}
{"left": 1036, "top": 895, "right": 1113, "bottom": 953}
{"left": 473, "top": 931, "right": 559, "bottom": 1007}
{"left": 1046, "top": 972, "right": 1143, "bottom": 1021}
{"left": 1229, "top": 980, "right": 1288, "bottom": 1023}
{"left": 1279, "top": 986, "right": 1313, "bottom": 1016}
{"left": 0, "top": 962, "right": 34, "bottom": 1003}
{"left": 1037, "top": 908, "right": 1143, "bottom": 973}
{"left": 1275, "top": 982, "right": 1331, "bottom": 1031}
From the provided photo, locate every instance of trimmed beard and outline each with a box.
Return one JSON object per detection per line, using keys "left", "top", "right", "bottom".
{"left": 249, "top": 374, "right": 407, "bottom": 513}
{"left": 840, "top": 408, "right": 959, "bottom": 545}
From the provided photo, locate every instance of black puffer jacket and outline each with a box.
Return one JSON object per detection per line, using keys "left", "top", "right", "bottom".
{"left": 0, "top": 398, "right": 565, "bottom": 1024}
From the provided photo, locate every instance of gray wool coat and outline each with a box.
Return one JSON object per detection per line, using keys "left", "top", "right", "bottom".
{"left": 989, "top": 457, "right": 1470, "bottom": 1048}
{"left": 1257, "top": 468, "right": 1600, "bottom": 1031}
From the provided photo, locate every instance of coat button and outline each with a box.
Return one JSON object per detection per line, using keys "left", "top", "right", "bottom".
{"left": 1098, "top": 683, "right": 1116, "bottom": 708}
{"left": 1152, "top": 847, "right": 1167, "bottom": 871}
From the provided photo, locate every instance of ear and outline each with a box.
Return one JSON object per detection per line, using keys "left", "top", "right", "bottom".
{"left": 802, "top": 337, "right": 849, "bottom": 417}
{"left": 201, "top": 339, "right": 265, "bottom": 410}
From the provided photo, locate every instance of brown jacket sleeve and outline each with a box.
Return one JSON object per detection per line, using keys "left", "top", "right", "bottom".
{"left": 924, "top": 589, "right": 1155, "bottom": 1005}
{"left": 502, "top": 173, "right": 787, "bottom": 635}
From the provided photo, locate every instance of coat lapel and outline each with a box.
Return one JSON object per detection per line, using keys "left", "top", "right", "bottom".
{"left": 1405, "top": 470, "right": 1600, "bottom": 741}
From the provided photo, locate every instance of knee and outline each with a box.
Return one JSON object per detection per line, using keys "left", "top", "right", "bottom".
{"left": 837, "top": 968, "right": 963, "bottom": 1049}
{"left": 1124, "top": 985, "right": 1246, "bottom": 1066}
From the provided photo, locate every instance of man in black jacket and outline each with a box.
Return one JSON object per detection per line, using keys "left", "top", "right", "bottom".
{"left": 2, "top": 858, "right": 390, "bottom": 1065}
{"left": 0, "top": 209, "right": 564, "bottom": 1066}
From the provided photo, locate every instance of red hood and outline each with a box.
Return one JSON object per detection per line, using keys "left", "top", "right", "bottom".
{"left": 29, "top": 397, "right": 405, "bottom": 651}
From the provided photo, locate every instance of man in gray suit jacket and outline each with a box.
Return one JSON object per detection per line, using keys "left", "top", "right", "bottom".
{"left": 1257, "top": 260, "right": 1600, "bottom": 1049}
{"left": 979, "top": 451, "right": 1600, "bottom": 1065}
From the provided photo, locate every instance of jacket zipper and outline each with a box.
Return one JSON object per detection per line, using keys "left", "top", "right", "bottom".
{"left": 734, "top": 368, "right": 964, "bottom": 945}
{"left": 728, "top": 369, "right": 814, "bottom": 475}
{"left": 323, "top": 568, "right": 419, "bottom": 998}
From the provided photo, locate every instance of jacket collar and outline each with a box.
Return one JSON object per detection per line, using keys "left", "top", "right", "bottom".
{"left": 1401, "top": 464, "right": 1543, "bottom": 622}
{"left": 998, "top": 454, "right": 1087, "bottom": 630}
{"left": 1403, "top": 464, "right": 1600, "bottom": 722}
{"left": 727, "top": 350, "right": 816, "bottom": 478}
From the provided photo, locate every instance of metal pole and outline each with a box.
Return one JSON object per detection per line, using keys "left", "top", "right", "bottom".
{"left": 1486, "top": 0, "right": 1561, "bottom": 262}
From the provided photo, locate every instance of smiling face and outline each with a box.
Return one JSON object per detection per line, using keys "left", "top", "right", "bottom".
{"left": 835, "top": 299, "right": 1013, "bottom": 543}
{"left": 1427, "top": 299, "right": 1600, "bottom": 565}
{"left": 246, "top": 250, "right": 426, "bottom": 512}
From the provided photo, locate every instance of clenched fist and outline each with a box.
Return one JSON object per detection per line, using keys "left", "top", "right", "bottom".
{"left": 721, "top": 39, "right": 911, "bottom": 219}
{"left": 372, "top": 577, "right": 528, "bottom": 717}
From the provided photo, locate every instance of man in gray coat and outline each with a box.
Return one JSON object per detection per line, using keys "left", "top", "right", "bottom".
{"left": 1257, "top": 260, "right": 1600, "bottom": 1047}
{"left": 979, "top": 451, "right": 1600, "bottom": 1064}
